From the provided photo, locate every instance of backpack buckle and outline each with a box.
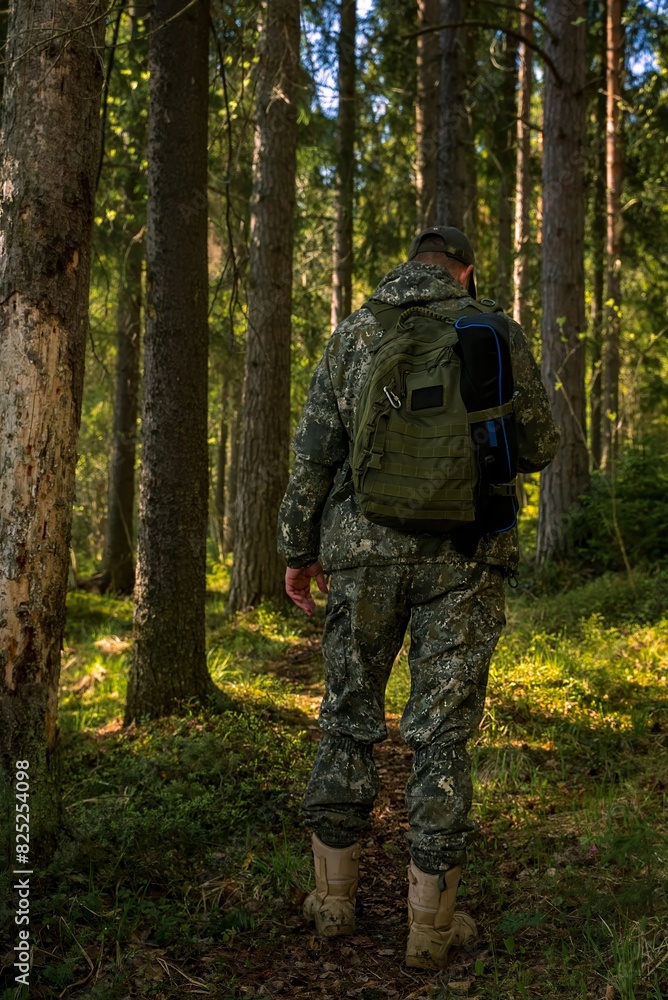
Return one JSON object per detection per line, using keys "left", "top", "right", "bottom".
{"left": 488, "top": 481, "right": 517, "bottom": 497}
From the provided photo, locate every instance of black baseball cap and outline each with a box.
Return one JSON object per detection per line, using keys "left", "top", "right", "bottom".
{"left": 408, "top": 226, "right": 477, "bottom": 298}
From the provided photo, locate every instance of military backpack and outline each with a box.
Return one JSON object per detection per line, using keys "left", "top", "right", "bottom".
{"left": 351, "top": 299, "right": 519, "bottom": 553}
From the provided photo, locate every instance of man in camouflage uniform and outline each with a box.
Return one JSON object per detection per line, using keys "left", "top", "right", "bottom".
{"left": 277, "top": 227, "right": 559, "bottom": 969}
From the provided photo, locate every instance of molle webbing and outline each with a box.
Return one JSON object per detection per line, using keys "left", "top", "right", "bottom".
{"left": 352, "top": 299, "right": 518, "bottom": 539}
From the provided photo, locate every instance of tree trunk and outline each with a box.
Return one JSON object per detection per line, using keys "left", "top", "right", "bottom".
{"left": 512, "top": 0, "right": 534, "bottom": 335}
{"left": 223, "top": 374, "right": 242, "bottom": 556}
{"left": 214, "top": 376, "right": 228, "bottom": 559}
{"left": 100, "top": 235, "right": 142, "bottom": 594}
{"left": 416, "top": 0, "right": 440, "bottom": 228}
{"left": 0, "top": 6, "right": 8, "bottom": 119}
{"left": 590, "top": 44, "right": 607, "bottom": 470}
{"left": 0, "top": 0, "right": 104, "bottom": 847}
{"left": 601, "top": 0, "right": 624, "bottom": 471}
{"left": 227, "top": 0, "right": 300, "bottom": 612}
{"left": 436, "top": 0, "right": 467, "bottom": 228}
{"left": 127, "top": 0, "right": 217, "bottom": 722}
{"left": 494, "top": 32, "right": 518, "bottom": 311}
{"left": 535, "top": 0, "right": 590, "bottom": 563}
{"left": 331, "top": 0, "right": 356, "bottom": 331}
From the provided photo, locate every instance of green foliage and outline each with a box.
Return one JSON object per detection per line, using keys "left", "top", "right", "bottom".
{"left": 569, "top": 444, "right": 668, "bottom": 571}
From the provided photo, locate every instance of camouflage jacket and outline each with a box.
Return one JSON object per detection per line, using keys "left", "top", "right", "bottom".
{"left": 277, "top": 261, "right": 560, "bottom": 573}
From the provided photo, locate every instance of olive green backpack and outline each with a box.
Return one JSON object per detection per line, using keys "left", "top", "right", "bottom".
{"left": 351, "top": 299, "right": 518, "bottom": 541}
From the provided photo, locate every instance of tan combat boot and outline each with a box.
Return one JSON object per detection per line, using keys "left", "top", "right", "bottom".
{"left": 303, "top": 834, "right": 360, "bottom": 937}
{"left": 405, "top": 861, "right": 477, "bottom": 969}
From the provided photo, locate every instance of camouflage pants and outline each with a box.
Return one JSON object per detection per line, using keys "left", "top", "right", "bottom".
{"left": 302, "top": 561, "right": 505, "bottom": 873}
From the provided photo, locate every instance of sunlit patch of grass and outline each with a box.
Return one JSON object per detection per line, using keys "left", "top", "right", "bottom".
{"left": 61, "top": 591, "right": 134, "bottom": 732}
{"left": 384, "top": 571, "right": 668, "bottom": 999}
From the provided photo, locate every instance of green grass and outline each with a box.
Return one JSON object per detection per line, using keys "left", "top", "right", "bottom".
{"left": 1, "top": 563, "right": 666, "bottom": 999}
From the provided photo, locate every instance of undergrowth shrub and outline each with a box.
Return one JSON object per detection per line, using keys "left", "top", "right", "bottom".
{"left": 569, "top": 443, "right": 668, "bottom": 571}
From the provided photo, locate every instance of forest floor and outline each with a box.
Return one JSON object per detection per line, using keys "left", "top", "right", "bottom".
{"left": 1, "top": 564, "right": 668, "bottom": 1000}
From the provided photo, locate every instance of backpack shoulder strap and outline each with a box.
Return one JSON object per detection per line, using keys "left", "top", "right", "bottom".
{"left": 363, "top": 299, "right": 416, "bottom": 332}
{"left": 363, "top": 296, "right": 504, "bottom": 333}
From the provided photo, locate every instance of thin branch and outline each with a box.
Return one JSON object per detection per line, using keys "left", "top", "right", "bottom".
{"left": 404, "top": 19, "right": 563, "bottom": 86}
{"left": 476, "top": 0, "right": 556, "bottom": 40}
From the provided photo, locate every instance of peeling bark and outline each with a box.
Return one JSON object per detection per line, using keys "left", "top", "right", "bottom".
{"left": 0, "top": 0, "right": 104, "bottom": 847}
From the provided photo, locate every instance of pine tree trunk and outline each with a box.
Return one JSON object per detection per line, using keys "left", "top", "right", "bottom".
{"left": 512, "top": 0, "right": 534, "bottom": 335}
{"left": 436, "top": 0, "right": 467, "bottom": 228}
{"left": 494, "top": 33, "right": 518, "bottom": 311}
{"left": 127, "top": 0, "right": 217, "bottom": 721}
{"left": 416, "top": 0, "right": 440, "bottom": 228}
{"left": 100, "top": 235, "right": 142, "bottom": 594}
{"left": 223, "top": 375, "right": 242, "bottom": 556}
{"left": 227, "top": 0, "right": 300, "bottom": 612}
{"left": 0, "top": 7, "right": 7, "bottom": 118}
{"left": 0, "top": 0, "right": 104, "bottom": 847}
{"left": 601, "top": 0, "right": 624, "bottom": 471}
{"left": 331, "top": 0, "right": 356, "bottom": 331}
{"left": 215, "top": 377, "right": 228, "bottom": 560}
{"left": 535, "top": 0, "right": 590, "bottom": 563}
{"left": 590, "top": 52, "right": 607, "bottom": 470}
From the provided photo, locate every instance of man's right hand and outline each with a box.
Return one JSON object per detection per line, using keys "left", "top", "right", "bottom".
{"left": 285, "top": 562, "right": 329, "bottom": 616}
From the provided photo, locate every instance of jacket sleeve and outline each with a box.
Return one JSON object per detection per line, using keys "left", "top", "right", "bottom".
{"left": 509, "top": 319, "right": 561, "bottom": 472}
{"left": 277, "top": 343, "right": 349, "bottom": 567}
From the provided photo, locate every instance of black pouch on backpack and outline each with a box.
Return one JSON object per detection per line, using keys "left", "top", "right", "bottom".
{"left": 450, "top": 313, "right": 519, "bottom": 556}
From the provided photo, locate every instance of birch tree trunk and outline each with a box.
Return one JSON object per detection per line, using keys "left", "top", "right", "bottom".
{"left": 416, "top": 0, "right": 440, "bottom": 228}
{"left": 127, "top": 0, "right": 217, "bottom": 721}
{"left": 601, "top": 0, "right": 624, "bottom": 471}
{"left": 0, "top": 0, "right": 104, "bottom": 845}
{"left": 536, "top": 0, "right": 590, "bottom": 562}
{"left": 331, "top": 0, "right": 356, "bottom": 331}
{"left": 227, "top": 0, "right": 300, "bottom": 612}
{"left": 512, "top": 0, "right": 534, "bottom": 335}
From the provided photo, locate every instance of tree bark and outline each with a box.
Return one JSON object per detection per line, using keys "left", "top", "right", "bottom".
{"left": 436, "top": 0, "right": 467, "bottom": 228}
{"left": 535, "top": 0, "right": 590, "bottom": 563}
{"left": 127, "top": 0, "right": 217, "bottom": 721}
{"left": 0, "top": 0, "right": 104, "bottom": 846}
{"left": 601, "top": 0, "right": 624, "bottom": 471}
{"left": 590, "top": 38, "right": 607, "bottom": 470}
{"left": 223, "top": 374, "right": 242, "bottom": 555}
{"left": 512, "top": 0, "right": 534, "bottom": 335}
{"left": 0, "top": 6, "right": 8, "bottom": 120}
{"left": 100, "top": 234, "right": 142, "bottom": 594}
{"left": 227, "top": 0, "right": 300, "bottom": 612}
{"left": 214, "top": 376, "right": 228, "bottom": 559}
{"left": 494, "top": 32, "right": 518, "bottom": 311}
{"left": 416, "top": 0, "right": 440, "bottom": 228}
{"left": 331, "top": 0, "right": 356, "bottom": 331}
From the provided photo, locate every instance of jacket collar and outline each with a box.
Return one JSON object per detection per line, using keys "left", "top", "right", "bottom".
{"left": 369, "top": 260, "right": 468, "bottom": 306}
